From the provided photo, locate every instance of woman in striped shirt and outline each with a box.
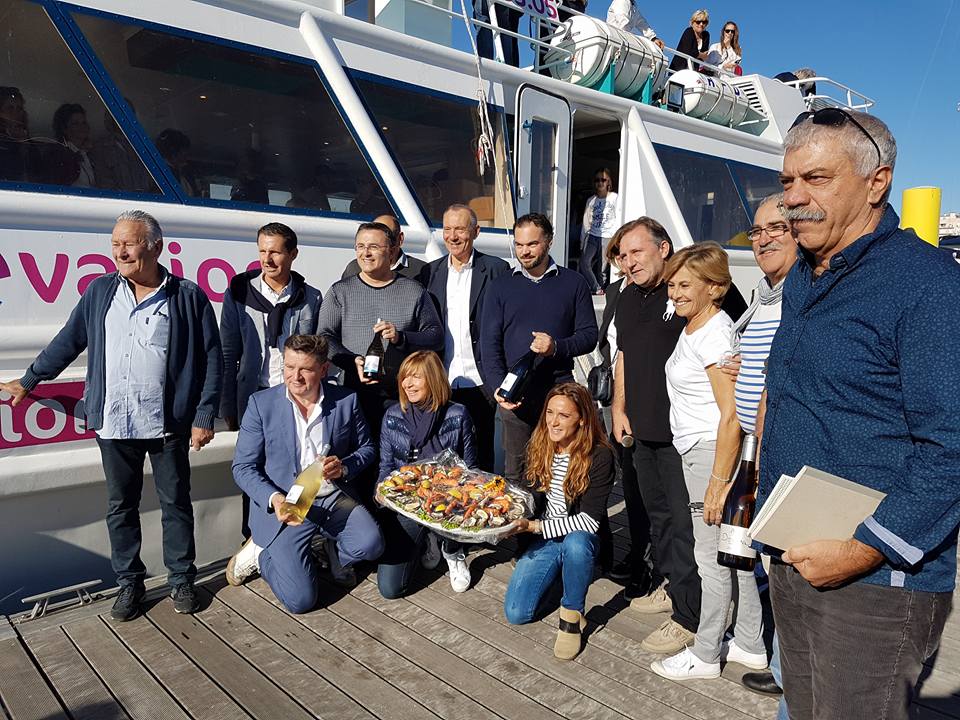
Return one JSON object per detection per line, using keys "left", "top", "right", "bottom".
{"left": 503, "top": 383, "right": 617, "bottom": 660}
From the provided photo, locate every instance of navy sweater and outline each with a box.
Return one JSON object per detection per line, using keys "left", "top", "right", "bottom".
{"left": 21, "top": 268, "right": 223, "bottom": 434}
{"left": 479, "top": 266, "right": 598, "bottom": 420}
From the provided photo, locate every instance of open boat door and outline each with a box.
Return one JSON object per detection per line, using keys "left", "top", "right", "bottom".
{"left": 514, "top": 84, "right": 572, "bottom": 265}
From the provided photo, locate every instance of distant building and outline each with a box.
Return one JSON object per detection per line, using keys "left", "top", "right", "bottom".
{"left": 941, "top": 211, "right": 960, "bottom": 239}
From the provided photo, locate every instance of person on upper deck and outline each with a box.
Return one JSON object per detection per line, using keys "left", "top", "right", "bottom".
{"left": 341, "top": 214, "right": 428, "bottom": 286}
{"left": 502, "top": 382, "right": 616, "bottom": 661}
{"left": 376, "top": 350, "right": 476, "bottom": 598}
{"left": 759, "top": 108, "right": 960, "bottom": 720}
{"left": 479, "top": 213, "right": 599, "bottom": 483}
{"left": 220, "top": 221, "right": 323, "bottom": 539}
{"left": 669, "top": 9, "right": 711, "bottom": 73}
{"left": 0, "top": 210, "right": 222, "bottom": 622}
{"left": 423, "top": 203, "right": 510, "bottom": 472}
{"left": 605, "top": 0, "right": 665, "bottom": 47}
{"left": 706, "top": 20, "right": 742, "bottom": 73}
{"left": 474, "top": 0, "right": 522, "bottom": 68}
{"left": 227, "top": 334, "right": 383, "bottom": 613}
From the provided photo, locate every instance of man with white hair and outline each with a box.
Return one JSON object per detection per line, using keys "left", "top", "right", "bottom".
{"left": 0, "top": 210, "right": 222, "bottom": 622}
{"left": 759, "top": 109, "right": 960, "bottom": 719}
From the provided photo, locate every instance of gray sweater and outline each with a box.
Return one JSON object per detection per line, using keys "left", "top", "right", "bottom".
{"left": 317, "top": 274, "right": 443, "bottom": 375}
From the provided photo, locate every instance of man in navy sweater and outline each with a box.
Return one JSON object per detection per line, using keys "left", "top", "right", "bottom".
{"left": 1, "top": 210, "right": 222, "bottom": 622}
{"left": 479, "top": 213, "right": 598, "bottom": 480}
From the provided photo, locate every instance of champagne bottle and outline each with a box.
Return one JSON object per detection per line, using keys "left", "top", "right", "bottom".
{"left": 363, "top": 318, "right": 385, "bottom": 380}
{"left": 281, "top": 443, "right": 333, "bottom": 523}
{"left": 717, "top": 433, "right": 759, "bottom": 571}
{"left": 498, "top": 349, "right": 537, "bottom": 403}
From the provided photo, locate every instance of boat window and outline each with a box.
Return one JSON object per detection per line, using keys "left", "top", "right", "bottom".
{"left": 72, "top": 11, "right": 391, "bottom": 217}
{"left": 730, "top": 161, "right": 783, "bottom": 217}
{"left": 654, "top": 144, "right": 771, "bottom": 247}
{"left": 0, "top": 0, "right": 160, "bottom": 194}
{"left": 352, "top": 76, "right": 514, "bottom": 228}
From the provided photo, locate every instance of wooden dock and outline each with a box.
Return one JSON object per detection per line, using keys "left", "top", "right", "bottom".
{"left": 2, "top": 488, "right": 958, "bottom": 720}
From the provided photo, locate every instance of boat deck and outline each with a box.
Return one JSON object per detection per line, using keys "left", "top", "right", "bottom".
{"left": 2, "top": 488, "right": 959, "bottom": 720}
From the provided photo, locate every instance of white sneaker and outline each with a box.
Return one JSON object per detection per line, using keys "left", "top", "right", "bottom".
{"left": 651, "top": 647, "right": 720, "bottom": 681}
{"left": 421, "top": 533, "right": 442, "bottom": 570}
{"left": 226, "top": 537, "right": 260, "bottom": 586}
{"left": 445, "top": 551, "right": 471, "bottom": 593}
{"left": 721, "top": 638, "right": 769, "bottom": 670}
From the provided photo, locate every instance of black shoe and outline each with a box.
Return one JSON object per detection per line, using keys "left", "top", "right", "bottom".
{"left": 741, "top": 672, "right": 783, "bottom": 696}
{"left": 170, "top": 582, "right": 201, "bottom": 614}
{"left": 607, "top": 557, "right": 635, "bottom": 582}
{"left": 623, "top": 571, "right": 660, "bottom": 601}
{"left": 110, "top": 584, "right": 145, "bottom": 622}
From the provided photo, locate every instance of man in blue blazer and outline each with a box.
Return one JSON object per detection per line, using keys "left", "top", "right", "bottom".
{"left": 424, "top": 204, "right": 510, "bottom": 471}
{"left": 227, "top": 334, "right": 383, "bottom": 613}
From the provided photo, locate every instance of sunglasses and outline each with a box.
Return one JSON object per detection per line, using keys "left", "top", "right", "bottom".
{"left": 594, "top": 177, "right": 610, "bottom": 184}
{"left": 791, "top": 107, "right": 882, "bottom": 167}
{"left": 693, "top": 19, "right": 707, "bottom": 25}
{"left": 724, "top": 28, "right": 735, "bottom": 33}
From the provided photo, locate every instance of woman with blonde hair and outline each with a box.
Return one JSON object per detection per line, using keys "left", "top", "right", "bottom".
{"left": 651, "top": 243, "right": 766, "bottom": 680}
{"left": 707, "top": 20, "right": 742, "bottom": 73}
{"left": 503, "top": 383, "right": 617, "bottom": 660}
{"left": 377, "top": 350, "right": 477, "bottom": 597}
{"left": 669, "top": 9, "right": 711, "bottom": 72}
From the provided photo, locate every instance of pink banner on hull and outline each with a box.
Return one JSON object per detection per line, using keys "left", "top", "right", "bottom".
{"left": 0, "top": 381, "right": 93, "bottom": 449}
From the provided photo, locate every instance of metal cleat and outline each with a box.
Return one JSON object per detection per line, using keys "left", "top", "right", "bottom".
{"left": 20, "top": 580, "right": 103, "bottom": 621}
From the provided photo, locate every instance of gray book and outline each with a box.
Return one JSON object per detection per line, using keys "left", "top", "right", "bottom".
{"left": 749, "top": 466, "right": 886, "bottom": 552}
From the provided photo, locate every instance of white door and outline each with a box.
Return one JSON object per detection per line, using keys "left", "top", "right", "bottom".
{"left": 515, "top": 84, "right": 572, "bottom": 264}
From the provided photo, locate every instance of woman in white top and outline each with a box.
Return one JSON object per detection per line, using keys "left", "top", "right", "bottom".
{"left": 651, "top": 242, "right": 766, "bottom": 681}
{"left": 579, "top": 168, "right": 620, "bottom": 295}
{"left": 707, "top": 20, "right": 742, "bottom": 73}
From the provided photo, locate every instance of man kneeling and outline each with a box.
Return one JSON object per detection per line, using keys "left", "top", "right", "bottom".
{"left": 227, "top": 334, "right": 383, "bottom": 613}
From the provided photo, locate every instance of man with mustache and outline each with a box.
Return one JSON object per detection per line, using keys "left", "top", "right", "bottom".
{"left": 759, "top": 110, "right": 960, "bottom": 720}
{"left": 220, "top": 222, "right": 322, "bottom": 539}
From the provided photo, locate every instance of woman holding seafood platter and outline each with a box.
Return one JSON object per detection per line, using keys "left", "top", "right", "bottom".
{"left": 377, "top": 351, "right": 477, "bottom": 596}
{"left": 503, "top": 383, "right": 617, "bottom": 660}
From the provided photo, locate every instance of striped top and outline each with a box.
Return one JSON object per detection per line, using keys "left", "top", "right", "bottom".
{"left": 540, "top": 453, "right": 600, "bottom": 539}
{"left": 733, "top": 302, "right": 782, "bottom": 433}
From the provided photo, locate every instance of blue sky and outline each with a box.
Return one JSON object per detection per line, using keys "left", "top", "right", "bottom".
{"left": 450, "top": 0, "right": 960, "bottom": 214}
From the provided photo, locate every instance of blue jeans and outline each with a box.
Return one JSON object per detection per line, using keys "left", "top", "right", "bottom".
{"left": 376, "top": 513, "right": 465, "bottom": 599}
{"left": 504, "top": 531, "right": 598, "bottom": 623}
{"left": 579, "top": 234, "right": 604, "bottom": 293}
{"left": 769, "top": 631, "right": 788, "bottom": 720}
{"left": 97, "top": 434, "right": 196, "bottom": 588}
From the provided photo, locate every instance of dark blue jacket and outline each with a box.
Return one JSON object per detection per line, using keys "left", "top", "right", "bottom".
{"left": 233, "top": 383, "right": 375, "bottom": 545}
{"left": 378, "top": 401, "right": 477, "bottom": 481}
{"left": 424, "top": 250, "right": 511, "bottom": 379}
{"left": 760, "top": 206, "right": 960, "bottom": 593}
{"left": 20, "top": 267, "right": 222, "bottom": 434}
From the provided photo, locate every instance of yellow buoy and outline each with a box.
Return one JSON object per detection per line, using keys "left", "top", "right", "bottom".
{"left": 900, "top": 186, "right": 941, "bottom": 246}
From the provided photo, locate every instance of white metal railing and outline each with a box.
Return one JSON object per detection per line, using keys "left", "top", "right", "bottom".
{"left": 781, "top": 76, "right": 875, "bottom": 112}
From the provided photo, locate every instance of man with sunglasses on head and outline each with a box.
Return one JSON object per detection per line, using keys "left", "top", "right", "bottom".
{"left": 757, "top": 109, "right": 960, "bottom": 720}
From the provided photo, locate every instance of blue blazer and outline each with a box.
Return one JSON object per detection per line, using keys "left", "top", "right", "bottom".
{"left": 379, "top": 401, "right": 478, "bottom": 481}
{"left": 232, "top": 382, "right": 375, "bottom": 546}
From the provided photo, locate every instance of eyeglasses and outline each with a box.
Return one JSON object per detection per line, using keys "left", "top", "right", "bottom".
{"left": 355, "top": 243, "right": 387, "bottom": 253}
{"left": 746, "top": 223, "right": 790, "bottom": 242}
{"left": 790, "top": 107, "right": 882, "bottom": 168}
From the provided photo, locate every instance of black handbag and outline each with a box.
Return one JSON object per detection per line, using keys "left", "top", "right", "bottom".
{"left": 587, "top": 363, "right": 614, "bottom": 406}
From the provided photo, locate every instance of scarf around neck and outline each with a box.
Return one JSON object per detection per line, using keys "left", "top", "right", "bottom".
{"left": 229, "top": 269, "right": 306, "bottom": 348}
{"left": 730, "top": 276, "right": 784, "bottom": 354}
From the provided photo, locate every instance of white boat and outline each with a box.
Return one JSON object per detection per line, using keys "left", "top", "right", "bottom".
{"left": 0, "top": 0, "right": 873, "bottom": 614}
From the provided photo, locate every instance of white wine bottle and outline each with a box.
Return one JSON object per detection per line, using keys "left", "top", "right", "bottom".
{"left": 363, "top": 318, "right": 386, "bottom": 380}
{"left": 717, "top": 433, "right": 759, "bottom": 571}
{"left": 498, "top": 349, "right": 537, "bottom": 403}
{"left": 280, "top": 443, "right": 333, "bottom": 522}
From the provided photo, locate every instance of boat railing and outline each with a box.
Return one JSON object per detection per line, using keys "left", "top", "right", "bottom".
{"left": 781, "top": 76, "right": 875, "bottom": 112}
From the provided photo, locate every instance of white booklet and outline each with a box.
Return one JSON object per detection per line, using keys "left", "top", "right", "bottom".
{"left": 749, "top": 466, "right": 886, "bottom": 552}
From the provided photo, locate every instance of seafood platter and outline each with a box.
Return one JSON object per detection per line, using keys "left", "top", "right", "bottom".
{"left": 375, "top": 450, "right": 533, "bottom": 543}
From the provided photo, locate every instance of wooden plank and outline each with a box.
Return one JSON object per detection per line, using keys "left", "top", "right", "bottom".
{"left": 146, "top": 596, "right": 311, "bottom": 720}
{"left": 457, "top": 568, "right": 776, "bottom": 720}
{"left": 197, "top": 586, "right": 373, "bottom": 720}
{"left": 321, "top": 579, "right": 565, "bottom": 720}
{"left": 0, "top": 637, "right": 68, "bottom": 720}
{"left": 64, "top": 616, "right": 189, "bottom": 720}
{"left": 247, "top": 579, "right": 489, "bottom": 720}
{"left": 22, "top": 627, "right": 126, "bottom": 720}
{"left": 400, "top": 580, "right": 689, "bottom": 720}
{"left": 350, "top": 579, "right": 626, "bottom": 720}
{"left": 217, "top": 581, "right": 430, "bottom": 720}
{"left": 109, "top": 612, "right": 249, "bottom": 720}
